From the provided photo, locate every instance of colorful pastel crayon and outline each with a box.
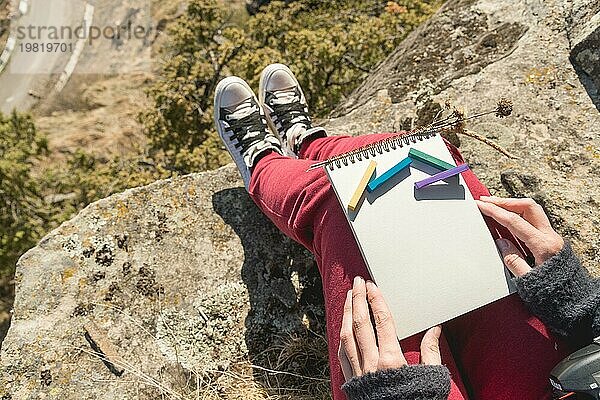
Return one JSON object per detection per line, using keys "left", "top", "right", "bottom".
{"left": 408, "top": 148, "right": 455, "bottom": 171}
{"left": 348, "top": 161, "right": 377, "bottom": 211}
{"left": 367, "top": 157, "right": 412, "bottom": 192}
{"left": 414, "top": 163, "right": 470, "bottom": 189}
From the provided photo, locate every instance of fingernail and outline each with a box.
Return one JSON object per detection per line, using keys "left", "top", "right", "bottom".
{"left": 354, "top": 276, "right": 363, "bottom": 285}
{"left": 496, "top": 238, "right": 510, "bottom": 252}
{"left": 366, "top": 280, "right": 375, "bottom": 289}
{"left": 479, "top": 196, "right": 491, "bottom": 201}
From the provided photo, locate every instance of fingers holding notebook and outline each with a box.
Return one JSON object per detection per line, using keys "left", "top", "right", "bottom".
{"left": 420, "top": 326, "right": 443, "bottom": 365}
{"left": 476, "top": 196, "right": 564, "bottom": 267}
{"left": 481, "top": 197, "right": 553, "bottom": 230}
{"left": 351, "top": 276, "right": 380, "bottom": 373}
{"left": 365, "top": 280, "right": 404, "bottom": 369}
{"left": 494, "top": 238, "right": 531, "bottom": 277}
{"left": 339, "top": 277, "right": 408, "bottom": 381}
{"left": 339, "top": 290, "right": 362, "bottom": 379}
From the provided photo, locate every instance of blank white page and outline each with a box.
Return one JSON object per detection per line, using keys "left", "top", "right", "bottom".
{"left": 326, "top": 134, "right": 515, "bottom": 339}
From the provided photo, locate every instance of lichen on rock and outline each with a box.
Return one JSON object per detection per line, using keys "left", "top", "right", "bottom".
{"left": 155, "top": 281, "right": 249, "bottom": 372}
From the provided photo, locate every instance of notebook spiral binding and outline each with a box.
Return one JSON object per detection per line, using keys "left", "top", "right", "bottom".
{"left": 308, "top": 130, "right": 436, "bottom": 171}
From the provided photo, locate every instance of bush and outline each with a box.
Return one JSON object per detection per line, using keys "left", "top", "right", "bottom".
{"left": 0, "top": 112, "right": 48, "bottom": 276}
{"left": 41, "top": 151, "right": 169, "bottom": 225}
{"left": 141, "top": 0, "right": 442, "bottom": 173}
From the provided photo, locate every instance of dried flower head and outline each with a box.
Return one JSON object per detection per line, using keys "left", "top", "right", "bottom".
{"left": 452, "top": 107, "right": 465, "bottom": 121}
{"left": 446, "top": 108, "right": 466, "bottom": 134}
{"left": 495, "top": 98, "right": 513, "bottom": 118}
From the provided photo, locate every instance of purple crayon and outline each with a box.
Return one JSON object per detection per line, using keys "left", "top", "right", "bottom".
{"left": 414, "top": 163, "right": 470, "bottom": 190}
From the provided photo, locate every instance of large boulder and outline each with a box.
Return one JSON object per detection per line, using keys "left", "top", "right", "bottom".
{"left": 1, "top": 0, "right": 599, "bottom": 398}
{"left": 0, "top": 165, "right": 328, "bottom": 399}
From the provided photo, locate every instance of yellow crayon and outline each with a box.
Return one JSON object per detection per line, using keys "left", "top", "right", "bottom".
{"left": 348, "top": 160, "right": 377, "bottom": 212}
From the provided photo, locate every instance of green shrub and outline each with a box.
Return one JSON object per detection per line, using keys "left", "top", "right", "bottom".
{"left": 0, "top": 111, "right": 167, "bottom": 276}
{"left": 0, "top": 112, "right": 48, "bottom": 275}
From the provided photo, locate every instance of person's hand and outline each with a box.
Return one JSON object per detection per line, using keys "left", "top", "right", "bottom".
{"left": 476, "top": 196, "right": 564, "bottom": 277}
{"left": 338, "top": 276, "right": 442, "bottom": 382}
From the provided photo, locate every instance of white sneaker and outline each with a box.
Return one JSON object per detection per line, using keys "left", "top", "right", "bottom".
{"left": 259, "top": 63, "right": 326, "bottom": 156}
{"left": 214, "top": 76, "right": 282, "bottom": 189}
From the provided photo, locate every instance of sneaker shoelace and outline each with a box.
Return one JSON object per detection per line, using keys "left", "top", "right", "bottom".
{"left": 221, "top": 98, "right": 269, "bottom": 155}
{"left": 266, "top": 87, "right": 312, "bottom": 137}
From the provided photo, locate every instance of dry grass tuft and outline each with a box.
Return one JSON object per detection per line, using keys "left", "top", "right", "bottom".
{"left": 163, "top": 331, "right": 331, "bottom": 399}
{"left": 249, "top": 332, "right": 331, "bottom": 400}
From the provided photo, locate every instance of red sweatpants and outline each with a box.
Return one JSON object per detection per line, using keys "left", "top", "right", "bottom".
{"left": 248, "top": 133, "right": 572, "bottom": 400}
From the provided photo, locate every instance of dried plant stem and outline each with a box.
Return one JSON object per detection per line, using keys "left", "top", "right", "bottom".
{"left": 308, "top": 98, "right": 515, "bottom": 170}
{"left": 72, "top": 346, "right": 187, "bottom": 400}
{"left": 248, "top": 364, "right": 330, "bottom": 382}
{"left": 458, "top": 129, "right": 517, "bottom": 159}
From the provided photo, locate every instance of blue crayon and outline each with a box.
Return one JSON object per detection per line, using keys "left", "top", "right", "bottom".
{"left": 367, "top": 157, "right": 412, "bottom": 192}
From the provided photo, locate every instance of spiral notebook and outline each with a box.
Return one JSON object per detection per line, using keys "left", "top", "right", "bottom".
{"left": 321, "top": 132, "right": 515, "bottom": 339}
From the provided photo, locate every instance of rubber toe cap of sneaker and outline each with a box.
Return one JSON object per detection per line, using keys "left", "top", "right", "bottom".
{"left": 265, "top": 69, "right": 297, "bottom": 92}
{"left": 219, "top": 80, "right": 253, "bottom": 109}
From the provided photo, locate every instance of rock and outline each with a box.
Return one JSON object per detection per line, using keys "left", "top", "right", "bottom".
{"left": 570, "top": 12, "right": 600, "bottom": 106}
{"left": 2, "top": 0, "right": 600, "bottom": 398}
{"left": 566, "top": 0, "right": 600, "bottom": 43}
{"left": 0, "top": 166, "right": 326, "bottom": 399}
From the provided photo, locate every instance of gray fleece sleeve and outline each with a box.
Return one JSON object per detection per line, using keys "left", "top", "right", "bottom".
{"left": 515, "top": 241, "right": 600, "bottom": 340}
{"left": 342, "top": 364, "right": 451, "bottom": 400}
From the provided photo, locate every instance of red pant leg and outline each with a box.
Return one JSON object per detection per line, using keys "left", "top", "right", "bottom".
{"left": 298, "top": 134, "right": 396, "bottom": 161}
{"left": 249, "top": 140, "right": 469, "bottom": 400}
